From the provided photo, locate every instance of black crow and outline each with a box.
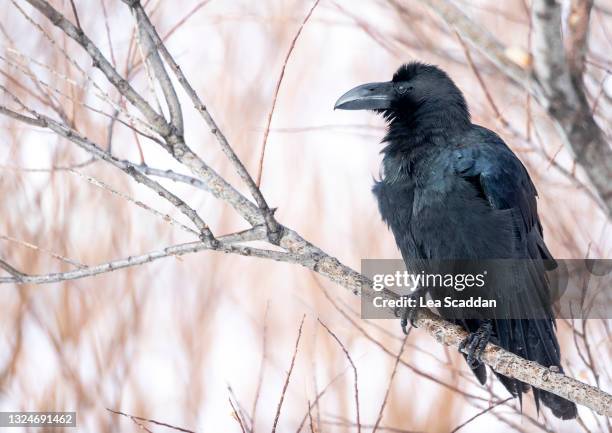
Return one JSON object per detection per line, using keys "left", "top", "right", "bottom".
{"left": 335, "top": 62, "right": 577, "bottom": 420}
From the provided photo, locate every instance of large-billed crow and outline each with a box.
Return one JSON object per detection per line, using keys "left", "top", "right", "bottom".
{"left": 335, "top": 62, "right": 577, "bottom": 420}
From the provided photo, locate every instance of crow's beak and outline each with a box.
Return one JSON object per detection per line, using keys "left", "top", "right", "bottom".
{"left": 334, "top": 81, "right": 394, "bottom": 110}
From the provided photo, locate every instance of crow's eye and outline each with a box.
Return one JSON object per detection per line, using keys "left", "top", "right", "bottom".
{"left": 395, "top": 83, "right": 412, "bottom": 94}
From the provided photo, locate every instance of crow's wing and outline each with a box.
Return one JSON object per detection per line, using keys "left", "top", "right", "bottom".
{"left": 452, "top": 127, "right": 557, "bottom": 318}
{"left": 452, "top": 127, "right": 556, "bottom": 260}
{"left": 452, "top": 127, "right": 572, "bottom": 413}
{"left": 453, "top": 128, "right": 538, "bottom": 237}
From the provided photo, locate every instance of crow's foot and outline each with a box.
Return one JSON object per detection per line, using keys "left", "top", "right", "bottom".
{"left": 459, "top": 321, "right": 493, "bottom": 369}
{"left": 393, "top": 294, "right": 420, "bottom": 335}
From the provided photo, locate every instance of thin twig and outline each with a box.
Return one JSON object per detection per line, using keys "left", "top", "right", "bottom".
{"left": 449, "top": 398, "right": 513, "bottom": 433}
{"left": 372, "top": 333, "right": 410, "bottom": 433}
{"left": 318, "top": 319, "right": 361, "bottom": 433}
{"left": 127, "top": 0, "right": 213, "bottom": 76}
{"left": 67, "top": 169, "right": 198, "bottom": 235}
{"left": 272, "top": 315, "right": 306, "bottom": 433}
{"left": 307, "top": 401, "right": 315, "bottom": 433}
{"left": 100, "top": 0, "right": 118, "bottom": 67}
{"left": 454, "top": 31, "right": 508, "bottom": 127}
{"left": 1, "top": 50, "right": 163, "bottom": 140}
{"left": 323, "top": 417, "right": 421, "bottom": 433}
{"left": 107, "top": 408, "right": 195, "bottom": 433}
{"left": 228, "top": 396, "right": 248, "bottom": 433}
{"left": 132, "top": 4, "right": 184, "bottom": 134}
{"left": 251, "top": 301, "right": 269, "bottom": 432}
{"left": 0, "top": 258, "right": 26, "bottom": 281}
{"left": 227, "top": 384, "right": 253, "bottom": 431}
{"left": 0, "top": 235, "right": 86, "bottom": 269}
{"left": 294, "top": 368, "right": 349, "bottom": 433}
{"left": 68, "top": 0, "right": 82, "bottom": 31}
{"left": 255, "top": 0, "right": 321, "bottom": 187}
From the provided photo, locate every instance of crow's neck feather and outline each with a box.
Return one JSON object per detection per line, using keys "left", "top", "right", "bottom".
{"left": 379, "top": 94, "right": 470, "bottom": 182}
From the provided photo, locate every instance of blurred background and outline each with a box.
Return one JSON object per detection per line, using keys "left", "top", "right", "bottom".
{"left": 1, "top": 0, "right": 611, "bottom": 432}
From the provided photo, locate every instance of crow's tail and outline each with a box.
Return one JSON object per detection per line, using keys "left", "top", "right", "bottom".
{"left": 496, "top": 318, "right": 577, "bottom": 420}
{"left": 524, "top": 319, "right": 578, "bottom": 420}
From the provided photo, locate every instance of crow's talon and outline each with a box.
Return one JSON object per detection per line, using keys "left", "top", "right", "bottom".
{"left": 400, "top": 306, "right": 419, "bottom": 333}
{"left": 460, "top": 321, "right": 492, "bottom": 369}
{"left": 399, "top": 294, "right": 421, "bottom": 334}
{"left": 393, "top": 304, "right": 402, "bottom": 318}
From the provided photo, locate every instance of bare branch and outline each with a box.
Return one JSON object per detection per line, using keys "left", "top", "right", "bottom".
{"left": 530, "top": 0, "right": 612, "bottom": 217}
{"left": 414, "top": 307, "right": 612, "bottom": 417}
{"left": 24, "top": 0, "right": 172, "bottom": 138}
{"left": 0, "top": 105, "right": 44, "bottom": 126}
{"left": 122, "top": 0, "right": 281, "bottom": 241}
{"left": 531, "top": 0, "right": 576, "bottom": 104}
{"left": 135, "top": 165, "right": 217, "bottom": 191}
{"left": 17, "top": 0, "right": 265, "bottom": 227}
{"left": 0, "top": 230, "right": 303, "bottom": 285}
{"left": 131, "top": 4, "right": 184, "bottom": 134}
{"left": 567, "top": 0, "right": 594, "bottom": 78}
{"left": 0, "top": 93, "right": 214, "bottom": 242}
{"left": 320, "top": 277, "right": 612, "bottom": 416}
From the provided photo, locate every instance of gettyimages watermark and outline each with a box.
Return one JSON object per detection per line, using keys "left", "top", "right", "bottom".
{"left": 361, "top": 259, "right": 612, "bottom": 320}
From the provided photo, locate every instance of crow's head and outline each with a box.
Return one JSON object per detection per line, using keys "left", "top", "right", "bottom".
{"left": 334, "top": 62, "right": 469, "bottom": 123}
